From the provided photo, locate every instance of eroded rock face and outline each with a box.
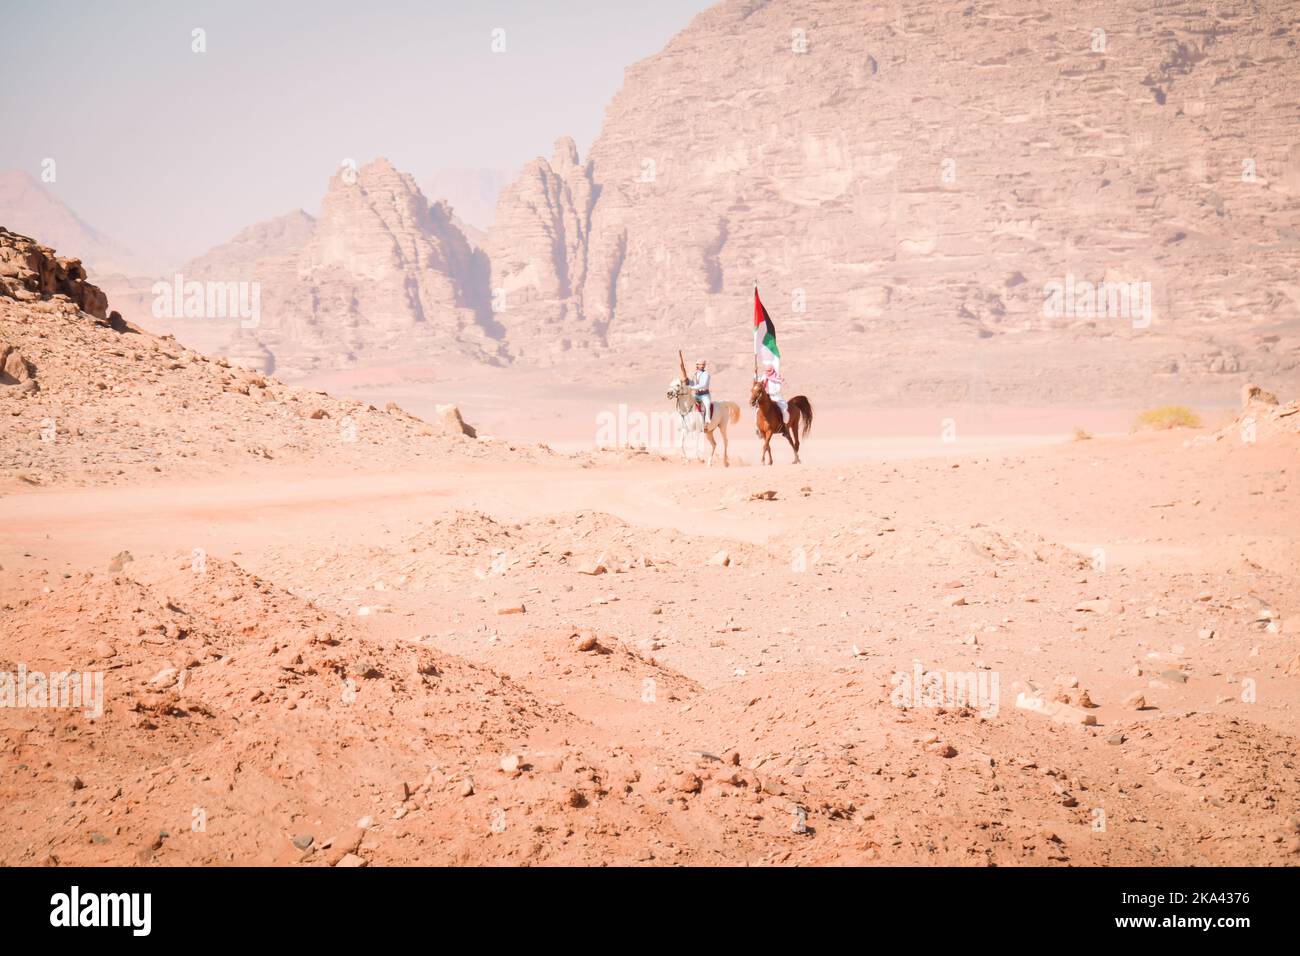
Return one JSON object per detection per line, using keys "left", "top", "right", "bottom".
{"left": 482, "top": 0, "right": 1300, "bottom": 402}
{"left": 482, "top": 138, "right": 599, "bottom": 362}
{"left": 183, "top": 161, "right": 501, "bottom": 377}
{"left": 0, "top": 226, "right": 109, "bottom": 319}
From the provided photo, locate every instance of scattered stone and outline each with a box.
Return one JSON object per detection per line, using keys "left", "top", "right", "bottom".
{"left": 707, "top": 550, "right": 730, "bottom": 567}
{"left": 495, "top": 603, "right": 526, "bottom": 615}
{"left": 323, "top": 828, "right": 366, "bottom": 865}
{"left": 500, "top": 754, "right": 523, "bottom": 774}
{"left": 107, "top": 550, "right": 134, "bottom": 573}
{"left": 1123, "top": 692, "right": 1147, "bottom": 710}
{"left": 673, "top": 772, "right": 702, "bottom": 794}
{"left": 291, "top": 834, "right": 314, "bottom": 851}
{"left": 147, "top": 667, "right": 179, "bottom": 689}
{"left": 335, "top": 853, "right": 367, "bottom": 867}
{"left": 1074, "top": 599, "right": 1113, "bottom": 614}
{"left": 1015, "top": 693, "right": 1097, "bottom": 725}
{"left": 945, "top": 594, "right": 967, "bottom": 607}
{"left": 459, "top": 778, "right": 475, "bottom": 797}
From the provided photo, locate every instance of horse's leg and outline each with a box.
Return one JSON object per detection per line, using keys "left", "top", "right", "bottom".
{"left": 720, "top": 419, "right": 729, "bottom": 467}
{"left": 704, "top": 426, "right": 717, "bottom": 467}
{"left": 783, "top": 416, "right": 800, "bottom": 464}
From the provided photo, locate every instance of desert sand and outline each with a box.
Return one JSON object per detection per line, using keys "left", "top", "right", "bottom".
{"left": 2, "top": 239, "right": 1297, "bottom": 866}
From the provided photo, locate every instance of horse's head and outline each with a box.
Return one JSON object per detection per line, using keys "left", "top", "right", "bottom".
{"left": 667, "top": 378, "right": 685, "bottom": 399}
{"left": 749, "top": 379, "right": 764, "bottom": 407}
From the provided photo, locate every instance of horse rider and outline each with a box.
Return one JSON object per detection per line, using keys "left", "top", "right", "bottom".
{"left": 759, "top": 360, "right": 789, "bottom": 427}
{"left": 691, "top": 359, "right": 713, "bottom": 427}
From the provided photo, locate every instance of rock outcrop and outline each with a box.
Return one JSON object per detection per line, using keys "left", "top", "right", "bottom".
{"left": 0, "top": 225, "right": 109, "bottom": 319}
{"left": 1204, "top": 381, "right": 1300, "bottom": 443}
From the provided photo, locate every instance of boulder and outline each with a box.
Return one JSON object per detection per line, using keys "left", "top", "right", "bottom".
{"left": 436, "top": 403, "right": 477, "bottom": 438}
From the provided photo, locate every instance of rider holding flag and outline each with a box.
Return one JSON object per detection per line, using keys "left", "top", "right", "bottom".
{"left": 759, "top": 360, "right": 788, "bottom": 426}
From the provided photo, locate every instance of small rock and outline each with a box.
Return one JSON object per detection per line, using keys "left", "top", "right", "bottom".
{"left": 673, "top": 772, "right": 702, "bottom": 794}
{"left": 323, "top": 828, "right": 366, "bottom": 866}
{"left": 148, "top": 667, "right": 179, "bottom": 689}
{"left": 1074, "top": 599, "right": 1113, "bottom": 614}
{"left": 107, "top": 550, "right": 134, "bottom": 573}
{"left": 291, "top": 834, "right": 314, "bottom": 851}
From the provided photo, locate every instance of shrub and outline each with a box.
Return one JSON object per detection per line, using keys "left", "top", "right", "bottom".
{"left": 1134, "top": 405, "right": 1202, "bottom": 431}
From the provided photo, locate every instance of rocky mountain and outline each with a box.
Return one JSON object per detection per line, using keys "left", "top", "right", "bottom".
{"left": 482, "top": 138, "right": 601, "bottom": 361}
{"left": 0, "top": 171, "right": 147, "bottom": 277}
{"left": 183, "top": 209, "right": 316, "bottom": 278}
{"left": 177, "top": 160, "right": 501, "bottom": 376}
{"left": 482, "top": 0, "right": 1300, "bottom": 402}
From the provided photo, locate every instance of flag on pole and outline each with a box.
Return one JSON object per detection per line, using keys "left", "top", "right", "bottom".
{"left": 753, "top": 287, "right": 780, "bottom": 373}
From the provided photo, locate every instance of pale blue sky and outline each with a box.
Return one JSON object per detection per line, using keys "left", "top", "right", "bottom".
{"left": 0, "top": 0, "right": 711, "bottom": 265}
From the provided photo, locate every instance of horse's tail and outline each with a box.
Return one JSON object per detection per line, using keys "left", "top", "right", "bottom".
{"left": 728, "top": 402, "right": 740, "bottom": 425}
{"left": 790, "top": 396, "right": 813, "bottom": 438}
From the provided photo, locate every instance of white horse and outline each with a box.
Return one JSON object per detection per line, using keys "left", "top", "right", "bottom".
{"left": 667, "top": 378, "right": 740, "bottom": 466}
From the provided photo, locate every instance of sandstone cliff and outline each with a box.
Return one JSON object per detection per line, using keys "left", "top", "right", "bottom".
{"left": 483, "top": 0, "right": 1300, "bottom": 402}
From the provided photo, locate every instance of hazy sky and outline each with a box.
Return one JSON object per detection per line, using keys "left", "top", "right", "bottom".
{"left": 0, "top": 0, "right": 712, "bottom": 266}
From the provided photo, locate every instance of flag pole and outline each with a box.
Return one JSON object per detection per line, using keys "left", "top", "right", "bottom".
{"left": 752, "top": 280, "right": 758, "bottom": 380}
{"left": 678, "top": 349, "right": 688, "bottom": 383}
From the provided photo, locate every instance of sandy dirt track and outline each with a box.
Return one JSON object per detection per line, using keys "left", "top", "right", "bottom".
{"left": 3, "top": 425, "right": 1297, "bottom": 867}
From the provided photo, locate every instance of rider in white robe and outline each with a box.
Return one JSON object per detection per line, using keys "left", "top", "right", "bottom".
{"left": 691, "top": 360, "right": 712, "bottom": 428}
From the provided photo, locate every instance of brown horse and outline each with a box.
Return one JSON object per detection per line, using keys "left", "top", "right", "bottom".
{"left": 749, "top": 381, "right": 813, "bottom": 464}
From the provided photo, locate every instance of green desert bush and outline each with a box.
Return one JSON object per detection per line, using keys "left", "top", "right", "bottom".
{"left": 1133, "top": 405, "right": 1202, "bottom": 431}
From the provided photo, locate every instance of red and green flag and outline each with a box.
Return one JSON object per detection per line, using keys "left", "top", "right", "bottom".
{"left": 753, "top": 287, "right": 780, "bottom": 373}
